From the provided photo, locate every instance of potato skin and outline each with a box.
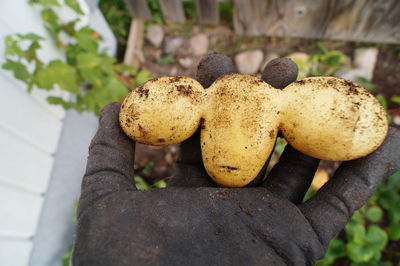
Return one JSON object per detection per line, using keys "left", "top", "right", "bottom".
{"left": 201, "top": 74, "right": 282, "bottom": 187}
{"left": 119, "top": 76, "right": 204, "bottom": 145}
{"left": 280, "top": 77, "right": 388, "bottom": 161}
{"left": 119, "top": 74, "right": 388, "bottom": 187}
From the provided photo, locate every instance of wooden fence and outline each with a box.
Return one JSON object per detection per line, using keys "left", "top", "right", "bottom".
{"left": 124, "top": 0, "right": 400, "bottom": 43}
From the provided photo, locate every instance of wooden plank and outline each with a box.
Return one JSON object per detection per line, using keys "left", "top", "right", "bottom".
{"left": 324, "top": 0, "right": 400, "bottom": 42}
{"left": 124, "top": 0, "right": 151, "bottom": 20}
{"left": 233, "top": 0, "right": 400, "bottom": 43}
{"left": 124, "top": 19, "right": 145, "bottom": 68}
{"left": 159, "top": 0, "right": 186, "bottom": 23}
{"left": 196, "top": 0, "right": 219, "bottom": 25}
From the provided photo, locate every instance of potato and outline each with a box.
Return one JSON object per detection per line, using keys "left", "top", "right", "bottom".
{"left": 280, "top": 77, "right": 388, "bottom": 161}
{"left": 119, "top": 76, "right": 204, "bottom": 145}
{"left": 119, "top": 74, "right": 388, "bottom": 187}
{"left": 201, "top": 74, "right": 281, "bottom": 187}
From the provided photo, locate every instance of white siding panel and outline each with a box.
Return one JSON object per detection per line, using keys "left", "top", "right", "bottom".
{"left": 0, "top": 240, "right": 32, "bottom": 266}
{"left": 0, "top": 19, "right": 67, "bottom": 120}
{"left": 0, "top": 129, "right": 54, "bottom": 194}
{"left": 0, "top": 76, "right": 63, "bottom": 153}
{"left": 0, "top": 186, "right": 43, "bottom": 237}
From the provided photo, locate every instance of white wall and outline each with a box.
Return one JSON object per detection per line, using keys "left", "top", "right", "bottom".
{"left": 0, "top": 1, "right": 69, "bottom": 265}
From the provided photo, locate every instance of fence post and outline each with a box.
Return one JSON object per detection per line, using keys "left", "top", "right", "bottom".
{"left": 124, "top": 0, "right": 151, "bottom": 19}
{"left": 158, "top": 0, "right": 186, "bottom": 23}
{"left": 196, "top": 0, "right": 219, "bottom": 25}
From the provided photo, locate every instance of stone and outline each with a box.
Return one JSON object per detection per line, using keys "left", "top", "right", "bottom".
{"left": 164, "top": 37, "right": 184, "bottom": 54}
{"left": 178, "top": 57, "right": 193, "bottom": 68}
{"left": 335, "top": 68, "right": 370, "bottom": 82}
{"left": 170, "top": 66, "right": 178, "bottom": 75}
{"left": 393, "top": 116, "right": 400, "bottom": 126}
{"left": 146, "top": 24, "right": 164, "bottom": 48}
{"left": 234, "top": 49, "right": 264, "bottom": 75}
{"left": 189, "top": 33, "right": 209, "bottom": 56}
{"left": 354, "top": 48, "right": 379, "bottom": 72}
{"left": 336, "top": 47, "right": 379, "bottom": 82}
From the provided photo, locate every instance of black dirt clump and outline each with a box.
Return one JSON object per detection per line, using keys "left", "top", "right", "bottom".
{"left": 262, "top": 58, "right": 298, "bottom": 89}
{"left": 196, "top": 53, "right": 236, "bottom": 88}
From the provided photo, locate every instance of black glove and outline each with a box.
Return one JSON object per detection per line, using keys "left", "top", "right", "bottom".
{"left": 73, "top": 54, "right": 400, "bottom": 266}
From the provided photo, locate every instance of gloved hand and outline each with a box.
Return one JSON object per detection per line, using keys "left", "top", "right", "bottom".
{"left": 73, "top": 54, "right": 400, "bottom": 266}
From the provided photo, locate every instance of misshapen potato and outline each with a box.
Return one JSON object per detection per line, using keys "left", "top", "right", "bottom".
{"left": 280, "top": 77, "right": 388, "bottom": 161}
{"left": 119, "top": 74, "right": 388, "bottom": 187}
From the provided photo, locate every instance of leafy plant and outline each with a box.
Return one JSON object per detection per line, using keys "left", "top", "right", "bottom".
{"left": 147, "top": 0, "right": 164, "bottom": 26}
{"left": 376, "top": 94, "right": 388, "bottom": 110}
{"left": 391, "top": 95, "right": 400, "bottom": 105}
{"left": 99, "top": 0, "right": 132, "bottom": 47}
{"left": 309, "top": 42, "right": 349, "bottom": 76}
{"left": 318, "top": 170, "right": 400, "bottom": 265}
{"left": 157, "top": 54, "right": 175, "bottom": 65}
{"left": 3, "top": 0, "right": 151, "bottom": 115}
{"left": 134, "top": 176, "right": 167, "bottom": 190}
{"left": 134, "top": 161, "right": 167, "bottom": 190}
{"left": 357, "top": 76, "right": 377, "bottom": 91}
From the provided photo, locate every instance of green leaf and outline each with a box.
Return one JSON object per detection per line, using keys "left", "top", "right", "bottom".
{"left": 77, "top": 52, "right": 116, "bottom": 89}
{"left": 391, "top": 95, "right": 400, "bottom": 104}
{"left": 388, "top": 223, "right": 400, "bottom": 240}
{"left": 357, "top": 76, "right": 376, "bottom": 91}
{"left": 134, "top": 176, "right": 151, "bottom": 190}
{"left": 351, "top": 211, "right": 364, "bottom": 223}
{"left": 65, "top": 0, "right": 84, "bottom": 15}
{"left": 30, "top": 0, "right": 60, "bottom": 7}
{"left": 133, "top": 70, "right": 152, "bottom": 87}
{"left": 117, "top": 64, "right": 138, "bottom": 75}
{"left": 318, "top": 237, "right": 346, "bottom": 264}
{"left": 61, "top": 245, "right": 73, "bottom": 266}
{"left": 365, "top": 206, "right": 383, "bottom": 222}
{"left": 2, "top": 60, "right": 31, "bottom": 84}
{"left": 35, "top": 60, "right": 79, "bottom": 93}
{"left": 316, "top": 42, "right": 328, "bottom": 55}
{"left": 375, "top": 94, "right": 388, "bottom": 110}
{"left": 389, "top": 207, "right": 400, "bottom": 224}
{"left": 4, "top": 36, "right": 25, "bottom": 57}
{"left": 105, "top": 77, "right": 128, "bottom": 100}
{"left": 153, "top": 180, "right": 166, "bottom": 189}
{"left": 75, "top": 27, "right": 100, "bottom": 53}
{"left": 380, "top": 262, "right": 393, "bottom": 266}
{"left": 346, "top": 222, "right": 366, "bottom": 245}
{"left": 16, "top": 33, "right": 44, "bottom": 42}
{"left": 346, "top": 243, "right": 374, "bottom": 262}
{"left": 157, "top": 54, "right": 175, "bottom": 65}
{"left": 365, "top": 225, "right": 388, "bottom": 250}
{"left": 77, "top": 53, "right": 105, "bottom": 87}
{"left": 47, "top": 96, "right": 74, "bottom": 109}
{"left": 41, "top": 8, "right": 59, "bottom": 29}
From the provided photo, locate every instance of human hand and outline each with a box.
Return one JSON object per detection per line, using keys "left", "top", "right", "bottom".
{"left": 73, "top": 54, "right": 400, "bottom": 266}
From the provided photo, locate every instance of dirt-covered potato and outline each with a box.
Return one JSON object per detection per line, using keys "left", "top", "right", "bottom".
{"left": 119, "top": 76, "right": 204, "bottom": 145}
{"left": 280, "top": 77, "right": 388, "bottom": 161}
{"left": 119, "top": 74, "right": 388, "bottom": 187}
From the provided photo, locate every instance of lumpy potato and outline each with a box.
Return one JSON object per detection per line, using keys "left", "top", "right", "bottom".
{"left": 120, "top": 74, "right": 388, "bottom": 187}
